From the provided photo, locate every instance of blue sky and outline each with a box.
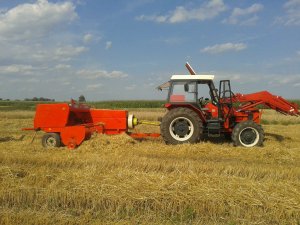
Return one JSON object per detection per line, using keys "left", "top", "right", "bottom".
{"left": 0, "top": 0, "right": 299, "bottom": 101}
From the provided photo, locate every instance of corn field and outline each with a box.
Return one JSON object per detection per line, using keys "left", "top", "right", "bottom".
{"left": 0, "top": 109, "right": 299, "bottom": 224}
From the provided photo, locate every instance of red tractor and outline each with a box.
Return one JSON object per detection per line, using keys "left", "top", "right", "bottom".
{"left": 158, "top": 63, "right": 299, "bottom": 147}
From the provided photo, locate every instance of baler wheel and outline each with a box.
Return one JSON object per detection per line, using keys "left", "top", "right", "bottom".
{"left": 42, "top": 133, "right": 61, "bottom": 148}
{"left": 232, "top": 121, "right": 264, "bottom": 147}
{"left": 160, "top": 107, "right": 202, "bottom": 144}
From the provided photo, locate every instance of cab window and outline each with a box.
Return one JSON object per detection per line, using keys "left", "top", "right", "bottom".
{"left": 169, "top": 82, "right": 196, "bottom": 103}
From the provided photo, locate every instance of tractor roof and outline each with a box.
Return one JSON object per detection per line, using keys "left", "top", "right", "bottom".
{"left": 171, "top": 75, "right": 214, "bottom": 80}
{"left": 157, "top": 74, "right": 215, "bottom": 90}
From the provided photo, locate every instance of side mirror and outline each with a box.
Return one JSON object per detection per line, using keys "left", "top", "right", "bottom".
{"left": 184, "top": 83, "right": 189, "bottom": 92}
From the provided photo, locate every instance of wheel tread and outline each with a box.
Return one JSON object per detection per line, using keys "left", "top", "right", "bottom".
{"left": 42, "top": 133, "right": 61, "bottom": 148}
{"left": 232, "top": 120, "right": 264, "bottom": 147}
{"left": 160, "top": 107, "right": 203, "bottom": 145}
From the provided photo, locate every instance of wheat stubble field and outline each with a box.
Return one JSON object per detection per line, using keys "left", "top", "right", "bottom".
{"left": 0, "top": 109, "right": 300, "bottom": 224}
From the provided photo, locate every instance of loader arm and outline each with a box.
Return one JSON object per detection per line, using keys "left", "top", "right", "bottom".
{"left": 234, "top": 91, "right": 300, "bottom": 116}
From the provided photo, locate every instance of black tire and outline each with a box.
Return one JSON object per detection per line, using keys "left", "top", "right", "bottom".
{"left": 160, "top": 107, "right": 203, "bottom": 144}
{"left": 42, "top": 133, "right": 61, "bottom": 148}
{"left": 232, "top": 121, "right": 264, "bottom": 147}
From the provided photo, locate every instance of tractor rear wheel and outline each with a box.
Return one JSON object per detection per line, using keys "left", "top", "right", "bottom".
{"left": 42, "top": 133, "right": 61, "bottom": 148}
{"left": 232, "top": 121, "right": 264, "bottom": 147}
{"left": 160, "top": 108, "right": 203, "bottom": 144}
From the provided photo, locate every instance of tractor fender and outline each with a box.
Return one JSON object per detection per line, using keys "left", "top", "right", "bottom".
{"left": 164, "top": 103, "right": 207, "bottom": 123}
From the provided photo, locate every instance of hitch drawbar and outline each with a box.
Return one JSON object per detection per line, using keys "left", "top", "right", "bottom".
{"left": 127, "top": 114, "right": 161, "bottom": 127}
{"left": 23, "top": 100, "right": 161, "bottom": 149}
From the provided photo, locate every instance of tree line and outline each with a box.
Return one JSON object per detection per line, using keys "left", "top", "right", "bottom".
{"left": 0, "top": 95, "right": 87, "bottom": 102}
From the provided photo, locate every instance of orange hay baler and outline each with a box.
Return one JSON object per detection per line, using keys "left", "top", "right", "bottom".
{"left": 23, "top": 100, "right": 152, "bottom": 149}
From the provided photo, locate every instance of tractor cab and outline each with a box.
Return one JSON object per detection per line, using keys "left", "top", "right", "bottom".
{"left": 158, "top": 74, "right": 220, "bottom": 119}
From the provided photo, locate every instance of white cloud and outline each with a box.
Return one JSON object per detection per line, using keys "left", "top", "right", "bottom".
{"left": 54, "top": 45, "right": 87, "bottom": 61}
{"left": 55, "top": 64, "right": 71, "bottom": 70}
{"left": 0, "top": 0, "right": 77, "bottom": 41}
{"left": 136, "top": 0, "right": 227, "bottom": 23}
{"left": 83, "top": 33, "right": 102, "bottom": 44}
{"left": 201, "top": 43, "right": 247, "bottom": 54}
{"left": 105, "top": 41, "right": 112, "bottom": 50}
{"left": 280, "top": 50, "right": 300, "bottom": 64}
{"left": 223, "top": 3, "right": 264, "bottom": 25}
{"left": 0, "top": 43, "right": 87, "bottom": 64}
{"left": 239, "top": 16, "right": 259, "bottom": 26}
{"left": 0, "top": 0, "right": 85, "bottom": 65}
{"left": 0, "top": 64, "right": 34, "bottom": 75}
{"left": 124, "top": 0, "right": 155, "bottom": 13}
{"left": 267, "top": 74, "right": 300, "bottom": 91}
{"left": 86, "top": 83, "right": 103, "bottom": 91}
{"left": 136, "top": 15, "right": 167, "bottom": 23}
{"left": 77, "top": 69, "right": 128, "bottom": 79}
{"left": 163, "top": 37, "right": 184, "bottom": 45}
{"left": 125, "top": 85, "right": 136, "bottom": 90}
{"left": 273, "top": 74, "right": 300, "bottom": 85}
{"left": 285, "top": 0, "right": 300, "bottom": 7}
{"left": 215, "top": 71, "right": 300, "bottom": 96}
{"left": 275, "top": 0, "right": 300, "bottom": 25}
{"left": 26, "top": 78, "right": 40, "bottom": 83}
{"left": 0, "top": 1, "right": 130, "bottom": 101}
{"left": 83, "top": 33, "right": 93, "bottom": 44}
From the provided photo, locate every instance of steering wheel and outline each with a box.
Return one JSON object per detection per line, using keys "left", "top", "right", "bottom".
{"left": 198, "top": 97, "right": 204, "bottom": 107}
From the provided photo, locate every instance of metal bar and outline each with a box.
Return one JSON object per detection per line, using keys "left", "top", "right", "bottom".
{"left": 30, "top": 131, "right": 38, "bottom": 144}
{"left": 138, "top": 120, "right": 161, "bottom": 126}
{"left": 239, "top": 101, "right": 264, "bottom": 111}
{"left": 22, "top": 127, "right": 37, "bottom": 131}
{"left": 129, "top": 133, "right": 160, "bottom": 138}
{"left": 185, "top": 62, "right": 196, "bottom": 75}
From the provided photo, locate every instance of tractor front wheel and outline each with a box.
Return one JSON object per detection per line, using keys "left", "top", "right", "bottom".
{"left": 42, "top": 133, "right": 61, "bottom": 148}
{"left": 232, "top": 121, "right": 264, "bottom": 147}
{"left": 160, "top": 108, "right": 203, "bottom": 144}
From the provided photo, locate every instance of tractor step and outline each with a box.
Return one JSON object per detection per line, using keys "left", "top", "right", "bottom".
{"left": 207, "top": 120, "right": 222, "bottom": 137}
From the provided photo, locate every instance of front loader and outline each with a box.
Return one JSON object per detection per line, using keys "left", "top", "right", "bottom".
{"left": 158, "top": 63, "right": 299, "bottom": 147}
